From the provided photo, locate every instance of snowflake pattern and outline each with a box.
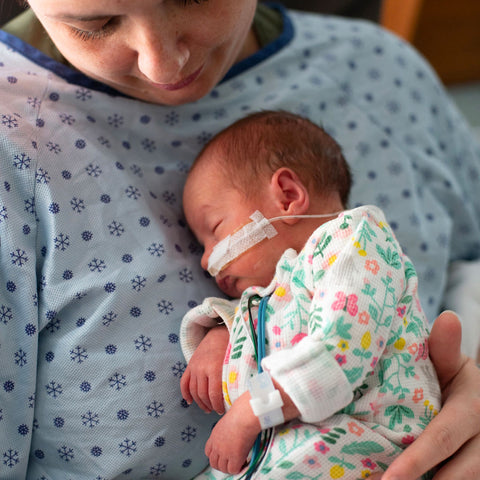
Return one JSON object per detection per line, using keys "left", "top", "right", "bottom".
{"left": 109, "top": 373, "right": 127, "bottom": 391}
{"left": 119, "top": 438, "right": 136, "bottom": 457}
{"left": 13, "top": 153, "right": 31, "bottom": 169}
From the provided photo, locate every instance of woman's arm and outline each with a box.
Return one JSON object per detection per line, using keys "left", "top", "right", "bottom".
{"left": 371, "top": 310, "right": 480, "bottom": 479}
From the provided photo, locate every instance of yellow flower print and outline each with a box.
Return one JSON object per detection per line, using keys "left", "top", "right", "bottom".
{"left": 337, "top": 340, "right": 349, "bottom": 351}
{"left": 330, "top": 465, "right": 345, "bottom": 479}
{"left": 274, "top": 285, "right": 287, "bottom": 297}
{"left": 322, "top": 253, "right": 338, "bottom": 269}
{"left": 222, "top": 381, "right": 231, "bottom": 406}
{"left": 361, "top": 331, "right": 371, "bottom": 350}
{"left": 394, "top": 337, "right": 406, "bottom": 350}
{"left": 352, "top": 238, "right": 367, "bottom": 256}
{"left": 228, "top": 368, "right": 239, "bottom": 390}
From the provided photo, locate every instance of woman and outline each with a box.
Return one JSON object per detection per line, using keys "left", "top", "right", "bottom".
{"left": 0, "top": 1, "right": 479, "bottom": 478}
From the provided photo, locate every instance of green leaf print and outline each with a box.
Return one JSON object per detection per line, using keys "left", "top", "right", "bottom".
{"left": 406, "top": 314, "right": 427, "bottom": 338}
{"left": 339, "top": 215, "right": 352, "bottom": 230}
{"left": 341, "top": 441, "right": 385, "bottom": 455}
{"left": 368, "top": 304, "right": 378, "bottom": 321}
{"left": 230, "top": 336, "right": 247, "bottom": 360}
{"left": 314, "top": 269, "right": 325, "bottom": 282}
{"left": 344, "top": 367, "right": 363, "bottom": 384}
{"left": 404, "top": 260, "right": 417, "bottom": 280}
{"left": 279, "top": 461, "right": 295, "bottom": 469}
{"left": 336, "top": 316, "right": 352, "bottom": 340}
{"left": 285, "top": 473, "right": 308, "bottom": 479}
{"left": 314, "top": 231, "right": 332, "bottom": 258}
{"left": 376, "top": 244, "right": 402, "bottom": 269}
{"left": 385, "top": 405, "right": 415, "bottom": 430}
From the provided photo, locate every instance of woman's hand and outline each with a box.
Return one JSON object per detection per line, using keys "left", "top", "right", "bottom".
{"left": 180, "top": 325, "right": 230, "bottom": 414}
{"left": 371, "top": 310, "right": 480, "bottom": 479}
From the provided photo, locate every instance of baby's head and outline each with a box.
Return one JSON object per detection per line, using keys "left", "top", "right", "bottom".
{"left": 183, "top": 110, "right": 351, "bottom": 297}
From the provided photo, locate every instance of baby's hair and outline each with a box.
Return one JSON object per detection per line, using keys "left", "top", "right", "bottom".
{"left": 194, "top": 110, "right": 352, "bottom": 207}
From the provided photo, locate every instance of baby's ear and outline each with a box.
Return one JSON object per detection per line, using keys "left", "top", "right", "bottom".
{"left": 270, "top": 168, "right": 310, "bottom": 218}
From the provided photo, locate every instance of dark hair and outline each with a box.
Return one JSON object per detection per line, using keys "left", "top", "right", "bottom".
{"left": 194, "top": 110, "right": 352, "bottom": 207}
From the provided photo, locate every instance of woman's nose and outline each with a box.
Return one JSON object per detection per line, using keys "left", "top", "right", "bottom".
{"left": 134, "top": 22, "right": 190, "bottom": 84}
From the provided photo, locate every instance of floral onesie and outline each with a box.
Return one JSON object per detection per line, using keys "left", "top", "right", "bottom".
{"left": 181, "top": 205, "right": 441, "bottom": 479}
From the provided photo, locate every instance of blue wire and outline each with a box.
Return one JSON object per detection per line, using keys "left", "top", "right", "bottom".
{"left": 246, "top": 295, "right": 271, "bottom": 479}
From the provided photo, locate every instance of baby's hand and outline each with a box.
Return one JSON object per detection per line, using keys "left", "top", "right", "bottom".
{"left": 180, "top": 325, "right": 229, "bottom": 414}
{"left": 205, "top": 392, "right": 262, "bottom": 474}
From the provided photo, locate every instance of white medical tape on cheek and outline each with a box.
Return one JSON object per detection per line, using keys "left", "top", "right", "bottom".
{"left": 207, "top": 210, "right": 278, "bottom": 277}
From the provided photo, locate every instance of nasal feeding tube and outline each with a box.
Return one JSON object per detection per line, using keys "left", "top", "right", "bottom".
{"left": 207, "top": 210, "right": 342, "bottom": 277}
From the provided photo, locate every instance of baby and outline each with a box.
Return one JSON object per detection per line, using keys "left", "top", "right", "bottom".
{"left": 180, "top": 111, "right": 441, "bottom": 479}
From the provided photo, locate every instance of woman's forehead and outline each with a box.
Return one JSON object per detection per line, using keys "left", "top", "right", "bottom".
{"left": 29, "top": 0, "right": 150, "bottom": 16}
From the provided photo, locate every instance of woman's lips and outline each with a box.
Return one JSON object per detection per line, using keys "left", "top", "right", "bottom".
{"left": 152, "top": 65, "right": 203, "bottom": 91}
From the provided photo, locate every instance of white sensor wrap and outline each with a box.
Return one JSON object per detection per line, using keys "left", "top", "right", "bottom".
{"left": 248, "top": 371, "right": 285, "bottom": 430}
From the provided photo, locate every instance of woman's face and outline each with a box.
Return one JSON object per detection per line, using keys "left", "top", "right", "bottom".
{"left": 27, "top": 0, "right": 259, "bottom": 105}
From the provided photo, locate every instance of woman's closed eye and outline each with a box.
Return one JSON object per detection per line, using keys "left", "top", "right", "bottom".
{"left": 69, "top": 18, "right": 118, "bottom": 41}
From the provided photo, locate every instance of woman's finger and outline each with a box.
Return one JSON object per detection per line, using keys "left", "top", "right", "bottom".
{"left": 432, "top": 432, "right": 480, "bottom": 480}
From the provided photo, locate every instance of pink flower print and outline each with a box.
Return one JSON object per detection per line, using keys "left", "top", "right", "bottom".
{"left": 402, "top": 435, "right": 415, "bottom": 445}
{"left": 224, "top": 342, "right": 232, "bottom": 365}
{"left": 318, "top": 427, "right": 330, "bottom": 434}
{"left": 397, "top": 305, "right": 406, "bottom": 317}
{"left": 331, "top": 291, "right": 358, "bottom": 316}
{"left": 358, "top": 311, "right": 370, "bottom": 325}
{"left": 361, "top": 458, "right": 377, "bottom": 470}
{"left": 407, "top": 343, "right": 418, "bottom": 355}
{"left": 291, "top": 333, "right": 307, "bottom": 346}
{"left": 334, "top": 225, "right": 352, "bottom": 239}
{"left": 415, "top": 340, "right": 429, "bottom": 362}
{"left": 370, "top": 356, "right": 378, "bottom": 369}
{"left": 412, "top": 388, "right": 424, "bottom": 403}
{"left": 376, "top": 336, "right": 386, "bottom": 350}
{"left": 348, "top": 422, "right": 364, "bottom": 437}
{"left": 335, "top": 354, "right": 347, "bottom": 366}
{"left": 415, "top": 295, "right": 423, "bottom": 312}
{"left": 365, "top": 259, "right": 380, "bottom": 275}
{"left": 272, "top": 325, "right": 282, "bottom": 335}
{"left": 369, "top": 401, "right": 381, "bottom": 415}
{"left": 314, "top": 441, "right": 330, "bottom": 455}
{"left": 303, "top": 455, "right": 320, "bottom": 468}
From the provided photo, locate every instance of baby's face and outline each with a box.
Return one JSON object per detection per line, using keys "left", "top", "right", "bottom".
{"left": 183, "top": 163, "right": 285, "bottom": 298}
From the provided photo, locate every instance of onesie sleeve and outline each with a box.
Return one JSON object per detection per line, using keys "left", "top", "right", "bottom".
{"left": 180, "top": 297, "right": 238, "bottom": 362}
{"left": 262, "top": 206, "right": 413, "bottom": 423}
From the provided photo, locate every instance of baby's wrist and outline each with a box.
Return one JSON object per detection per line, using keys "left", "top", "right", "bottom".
{"left": 248, "top": 371, "right": 285, "bottom": 429}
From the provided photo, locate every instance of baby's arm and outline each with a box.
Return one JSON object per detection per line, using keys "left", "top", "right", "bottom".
{"left": 180, "top": 297, "right": 238, "bottom": 413}
{"left": 181, "top": 325, "right": 229, "bottom": 414}
{"left": 205, "top": 379, "right": 301, "bottom": 474}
